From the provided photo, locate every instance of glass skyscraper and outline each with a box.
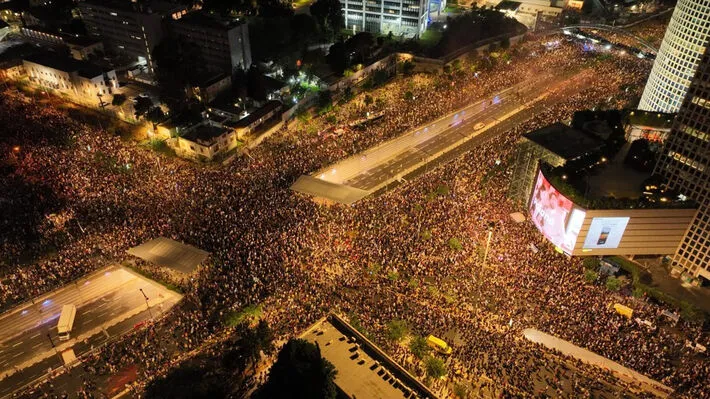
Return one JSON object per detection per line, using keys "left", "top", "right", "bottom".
{"left": 638, "top": 0, "right": 710, "bottom": 113}
{"left": 655, "top": 43, "right": 710, "bottom": 281}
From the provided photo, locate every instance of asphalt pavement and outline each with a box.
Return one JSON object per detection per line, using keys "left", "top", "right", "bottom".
{"left": 0, "top": 265, "right": 181, "bottom": 398}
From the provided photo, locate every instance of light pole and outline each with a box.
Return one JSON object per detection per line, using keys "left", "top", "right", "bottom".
{"left": 483, "top": 222, "right": 495, "bottom": 267}
{"left": 139, "top": 288, "right": 153, "bottom": 319}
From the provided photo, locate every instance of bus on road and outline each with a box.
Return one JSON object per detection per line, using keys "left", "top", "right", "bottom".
{"left": 57, "top": 304, "right": 77, "bottom": 341}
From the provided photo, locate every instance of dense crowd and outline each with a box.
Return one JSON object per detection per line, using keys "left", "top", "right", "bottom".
{"left": 1, "top": 32, "right": 708, "bottom": 399}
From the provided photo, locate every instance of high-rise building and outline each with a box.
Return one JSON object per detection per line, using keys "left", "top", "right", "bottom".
{"left": 170, "top": 12, "right": 251, "bottom": 75}
{"left": 654, "top": 43, "right": 710, "bottom": 282}
{"left": 342, "top": 0, "right": 429, "bottom": 38}
{"left": 638, "top": 0, "right": 710, "bottom": 113}
{"left": 78, "top": 0, "right": 187, "bottom": 73}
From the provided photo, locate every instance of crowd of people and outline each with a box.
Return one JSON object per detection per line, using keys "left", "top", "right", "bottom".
{"left": 1, "top": 31, "right": 708, "bottom": 399}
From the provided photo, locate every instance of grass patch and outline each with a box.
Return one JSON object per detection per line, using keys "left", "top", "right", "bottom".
{"left": 124, "top": 264, "right": 183, "bottom": 294}
{"left": 420, "top": 29, "right": 443, "bottom": 48}
{"left": 224, "top": 304, "right": 263, "bottom": 327}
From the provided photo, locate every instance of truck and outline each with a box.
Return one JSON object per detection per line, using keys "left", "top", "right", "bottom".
{"left": 57, "top": 304, "right": 77, "bottom": 341}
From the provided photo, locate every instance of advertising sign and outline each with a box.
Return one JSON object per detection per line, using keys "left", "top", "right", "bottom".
{"left": 529, "top": 171, "right": 586, "bottom": 254}
{"left": 583, "top": 217, "right": 630, "bottom": 249}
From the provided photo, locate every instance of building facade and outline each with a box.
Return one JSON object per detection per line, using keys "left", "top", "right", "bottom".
{"left": 638, "top": 0, "right": 710, "bottom": 113}
{"left": 78, "top": 0, "right": 187, "bottom": 73}
{"left": 654, "top": 44, "right": 710, "bottom": 281}
{"left": 342, "top": 0, "right": 429, "bottom": 38}
{"left": 23, "top": 53, "right": 118, "bottom": 99}
{"left": 170, "top": 12, "right": 251, "bottom": 74}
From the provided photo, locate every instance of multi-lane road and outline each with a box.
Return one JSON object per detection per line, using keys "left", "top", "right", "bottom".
{"left": 0, "top": 265, "right": 181, "bottom": 398}
{"left": 308, "top": 69, "right": 592, "bottom": 197}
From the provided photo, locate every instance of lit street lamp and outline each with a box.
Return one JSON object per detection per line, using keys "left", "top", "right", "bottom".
{"left": 139, "top": 288, "right": 153, "bottom": 319}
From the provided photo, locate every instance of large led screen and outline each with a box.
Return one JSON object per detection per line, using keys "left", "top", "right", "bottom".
{"left": 583, "top": 217, "right": 630, "bottom": 249}
{"left": 529, "top": 171, "right": 586, "bottom": 254}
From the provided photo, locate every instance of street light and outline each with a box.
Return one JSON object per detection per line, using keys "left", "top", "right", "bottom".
{"left": 139, "top": 288, "right": 153, "bottom": 319}
{"left": 483, "top": 222, "right": 495, "bottom": 267}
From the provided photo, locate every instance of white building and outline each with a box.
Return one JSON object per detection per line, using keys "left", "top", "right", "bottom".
{"left": 342, "top": 0, "right": 429, "bottom": 38}
{"left": 23, "top": 53, "right": 118, "bottom": 98}
{"left": 638, "top": 0, "right": 710, "bottom": 113}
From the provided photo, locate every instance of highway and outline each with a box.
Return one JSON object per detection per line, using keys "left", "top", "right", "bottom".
{"left": 312, "top": 69, "right": 587, "bottom": 194}
{"left": 0, "top": 265, "right": 181, "bottom": 398}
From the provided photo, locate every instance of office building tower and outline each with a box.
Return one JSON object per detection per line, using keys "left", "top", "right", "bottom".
{"left": 655, "top": 43, "right": 710, "bottom": 281}
{"left": 78, "top": 0, "right": 187, "bottom": 73}
{"left": 170, "top": 12, "right": 251, "bottom": 75}
{"left": 638, "top": 0, "right": 710, "bottom": 113}
{"left": 342, "top": 0, "right": 429, "bottom": 38}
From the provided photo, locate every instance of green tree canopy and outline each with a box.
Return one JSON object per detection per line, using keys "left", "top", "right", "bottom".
{"left": 255, "top": 338, "right": 337, "bottom": 399}
{"left": 310, "top": 0, "right": 343, "bottom": 37}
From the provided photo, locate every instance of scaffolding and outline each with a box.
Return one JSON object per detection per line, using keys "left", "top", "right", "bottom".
{"left": 508, "top": 137, "right": 565, "bottom": 209}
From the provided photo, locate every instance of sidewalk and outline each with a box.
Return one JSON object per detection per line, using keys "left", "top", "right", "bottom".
{"left": 631, "top": 257, "right": 710, "bottom": 314}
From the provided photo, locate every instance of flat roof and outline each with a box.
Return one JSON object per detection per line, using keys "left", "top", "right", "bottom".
{"left": 81, "top": 0, "right": 185, "bottom": 15}
{"left": 126, "top": 237, "right": 209, "bottom": 274}
{"left": 232, "top": 100, "right": 282, "bottom": 127}
{"left": 182, "top": 123, "right": 230, "bottom": 144}
{"left": 290, "top": 175, "right": 371, "bottom": 205}
{"left": 24, "top": 52, "right": 107, "bottom": 77}
{"left": 174, "top": 11, "right": 244, "bottom": 30}
{"left": 524, "top": 122, "right": 604, "bottom": 161}
{"left": 302, "top": 314, "right": 437, "bottom": 399}
{"left": 626, "top": 109, "right": 674, "bottom": 129}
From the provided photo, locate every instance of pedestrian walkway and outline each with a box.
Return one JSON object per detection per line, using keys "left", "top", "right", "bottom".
{"left": 523, "top": 328, "right": 673, "bottom": 398}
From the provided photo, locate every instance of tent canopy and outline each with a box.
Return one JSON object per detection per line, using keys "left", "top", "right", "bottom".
{"left": 127, "top": 237, "right": 209, "bottom": 274}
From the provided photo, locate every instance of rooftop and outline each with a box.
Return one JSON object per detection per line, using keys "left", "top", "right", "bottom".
{"left": 302, "top": 314, "right": 437, "bottom": 399}
{"left": 81, "top": 0, "right": 185, "bottom": 15}
{"left": 496, "top": 1, "right": 522, "bottom": 11}
{"left": 232, "top": 100, "right": 282, "bottom": 127}
{"left": 182, "top": 123, "right": 231, "bottom": 145}
{"left": 24, "top": 52, "right": 107, "bottom": 77}
{"left": 626, "top": 109, "right": 675, "bottom": 129}
{"left": 173, "top": 11, "right": 244, "bottom": 30}
{"left": 126, "top": 237, "right": 209, "bottom": 274}
{"left": 524, "top": 122, "right": 604, "bottom": 161}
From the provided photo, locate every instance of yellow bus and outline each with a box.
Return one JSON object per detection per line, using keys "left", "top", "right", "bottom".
{"left": 426, "top": 335, "right": 452, "bottom": 355}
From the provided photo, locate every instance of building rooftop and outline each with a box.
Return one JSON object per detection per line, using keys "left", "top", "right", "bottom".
{"left": 626, "top": 109, "right": 675, "bottom": 129}
{"left": 24, "top": 52, "right": 107, "bottom": 77}
{"left": 81, "top": 0, "right": 185, "bottom": 15}
{"left": 302, "top": 314, "right": 437, "bottom": 399}
{"left": 232, "top": 100, "right": 282, "bottom": 128}
{"left": 524, "top": 122, "right": 604, "bottom": 161}
{"left": 496, "top": 1, "right": 521, "bottom": 11}
{"left": 182, "top": 123, "right": 230, "bottom": 145}
{"left": 174, "top": 11, "right": 244, "bottom": 30}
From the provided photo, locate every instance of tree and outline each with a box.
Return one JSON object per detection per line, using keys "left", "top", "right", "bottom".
{"left": 291, "top": 14, "right": 321, "bottom": 46}
{"left": 255, "top": 339, "right": 337, "bottom": 399}
{"left": 153, "top": 37, "right": 206, "bottom": 113}
{"left": 326, "top": 41, "right": 347, "bottom": 75}
{"left": 111, "top": 93, "right": 126, "bottom": 106}
{"left": 237, "top": 319, "right": 275, "bottom": 369}
{"left": 259, "top": 0, "right": 294, "bottom": 18}
{"left": 409, "top": 336, "right": 430, "bottom": 359}
{"left": 404, "top": 90, "right": 414, "bottom": 102}
{"left": 364, "top": 94, "right": 374, "bottom": 107}
{"left": 401, "top": 60, "right": 415, "bottom": 76}
{"left": 146, "top": 107, "right": 165, "bottom": 125}
{"left": 145, "top": 362, "right": 228, "bottom": 399}
{"left": 386, "top": 319, "right": 409, "bottom": 342}
{"left": 582, "top": 257, "right": 598, "bottom": 270}
{"left": 310, "top": 0, "right": 343, "bottom": 37}
{"left": 606, "top": 276, "right": 621, "bottom": 291}
{"left": 345, "top": 32, "right": 375, "bottom": 64}
{"left": 584, "top": 269, "right": 598, "bottom": 284}
{"left": 448, "top": 237, "right": 463, "bottom": 251}
{"left": 454, "top": 383, "right": 469, "bottom": 399}
{"left": 425, "top": 356, "right": 447, "bottom": 379}
{"left": 133, "top": 96, "right": 153, "bottom": 118}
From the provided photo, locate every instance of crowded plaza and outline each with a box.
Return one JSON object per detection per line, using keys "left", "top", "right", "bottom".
{"left": 1, "top": 30, "right": 708, "bottom": 399}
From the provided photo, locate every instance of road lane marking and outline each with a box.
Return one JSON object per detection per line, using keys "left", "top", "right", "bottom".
{"left": 12, "top": 341, "right": 23, "bottom": 348}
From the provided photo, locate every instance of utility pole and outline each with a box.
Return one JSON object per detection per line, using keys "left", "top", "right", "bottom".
{"left": 139, "top": 288, "right": 153, "bottom": 319}
{"left": 483, "top": 222, "right": 495, "bottom": 267}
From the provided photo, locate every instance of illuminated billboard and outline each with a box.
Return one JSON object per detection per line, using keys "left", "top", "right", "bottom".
{"left": 583, "top": 217, "right": 630, "bottom": 249}
{"left": 529, "top": 171, "right": 586, "bottom": 254}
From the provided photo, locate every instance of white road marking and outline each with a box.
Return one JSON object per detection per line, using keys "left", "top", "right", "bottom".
{"left": 12, "top": 341, "right": 23, "bottom": 348}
